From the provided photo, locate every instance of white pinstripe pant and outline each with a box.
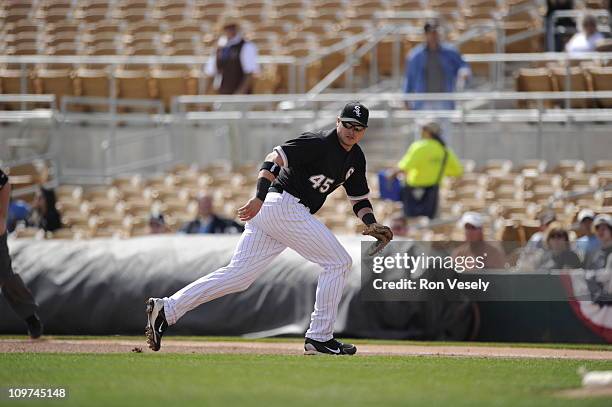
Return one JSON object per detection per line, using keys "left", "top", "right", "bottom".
{"left": 163, "top": 191, "right": 353, "bottom": 341}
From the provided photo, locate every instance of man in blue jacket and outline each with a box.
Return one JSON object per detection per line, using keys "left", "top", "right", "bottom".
{"left": 403, "top": 19, "right": 470, "bottom": 142}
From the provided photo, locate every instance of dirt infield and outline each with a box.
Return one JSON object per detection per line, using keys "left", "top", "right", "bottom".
{"left": 1, "top": 338, "right": 611, "bottom": 359}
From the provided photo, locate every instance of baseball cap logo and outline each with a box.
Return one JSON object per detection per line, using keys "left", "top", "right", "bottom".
{"left": 354, "top": 106, "right": 361, "bottom": 117}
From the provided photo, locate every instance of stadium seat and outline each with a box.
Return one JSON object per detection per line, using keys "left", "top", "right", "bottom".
{"left": 550, "top": 66, "right": 591, "bottom": 108}
{"left": 592, "top": 160, "right": 612, "bottom": 173}
{"left": 518, "top": 159, "right": 547, "bottom": 174}
{"left": 0, "top": 69, "right": 35, "bottom": 109}
{"left": 34, "top": 69, "right": 75, "bottom": 108}
{"left": 74, "top": 68, "right": 111, "bottom": 112}
{"left": 253, "top": 65, "right": 281, "bottom": 94}
{"left": 588, "top": 67, "right": 612, "bottom": 108}
{"left": 150, "top": 69, "right": 198, "bottom": 112}
{"left": 552, "top": 160, "right": 586, "bottom": 175}
{"left": 515, "top": 68, "right": 554, "bottom": 108}
{"left": 114, "top": 69, "right": 155, "bottom": 108}
{"left": 79, "top": 10, "right": 109, "bottom": 24}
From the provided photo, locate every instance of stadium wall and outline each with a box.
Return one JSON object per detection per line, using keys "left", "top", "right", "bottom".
{"left": 0, "top": 235, "right": 606, "bottom": 343}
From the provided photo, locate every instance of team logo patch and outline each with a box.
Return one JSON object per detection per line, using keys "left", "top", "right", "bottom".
{"left": 353, "top": 106, "right": 361, "bottom": 117}
{"left": 345, "top": 167, "right": 355, "bottom": 180}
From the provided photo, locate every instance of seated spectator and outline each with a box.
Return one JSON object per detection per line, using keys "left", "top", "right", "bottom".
{"left": 526, "top": 211, "right": 557, "bottom": 251}
{"left": 585, "top": 214, "right": 612, "bottom": 271}
{"left": 7, "top": 193, "right": 31, "bottom": 233}
{"left": 180, "top": 194, "right": 244, "bottom": 234}
{"left": 28, "top": 186, "right": 62, "bottom": 232}
{"left": 565, "top": 14, "right": 604, "bottom": 55}
{"left": 387, "top": 122, "right": 463, "bottom": 219}
{"left": 532, "top": 223, "right": 582, "bottom": 270}
{"left": 149, "top": 213, "right": 170, "bottom": 235}
{"left": 575, "top": 209, "right": 600, "bottom": 262}
{"left": 451, "top": 212, "right": 506, "bottom": 271}
{"left": 517, "top": 212, "right": 557, "bottom": 269}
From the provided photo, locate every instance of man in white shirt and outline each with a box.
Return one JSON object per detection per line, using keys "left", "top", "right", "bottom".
{"left": 565, "top": 14, "right": 605, "bottom": 55}
{"left": 205, "top": 21, "right": 259, "bottom": 94}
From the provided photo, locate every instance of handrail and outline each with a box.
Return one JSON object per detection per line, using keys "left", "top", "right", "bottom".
{"left": 307, "top": 26, "right": 396, "bottom": 96}
{"left": 0, "top": 94, "right": 55, "bottom": 103}
{"left": 174, "top": 90, "right": 612, "bottom": 105}
{"left": 1, "top": 52, "right": 611, "bottom": 68}
{"left": 0, "top": 55, "right": 296, "bottom": 65}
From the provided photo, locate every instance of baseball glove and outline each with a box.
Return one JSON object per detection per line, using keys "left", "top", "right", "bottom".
{"left": 362, "top": 223, "right": 393, "bottom": 256}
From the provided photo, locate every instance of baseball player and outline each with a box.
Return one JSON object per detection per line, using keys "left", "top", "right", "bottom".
{"left": 0, "top": 168, "right": 43, "bottom": 339}
{"left": 145, "top": 102, "right": 393, "bottom": 355}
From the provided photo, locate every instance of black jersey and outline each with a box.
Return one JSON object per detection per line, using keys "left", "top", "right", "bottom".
{"left": 272, "top": 128, "right": 370, "bottom": 214}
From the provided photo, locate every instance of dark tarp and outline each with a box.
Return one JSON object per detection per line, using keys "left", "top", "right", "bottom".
{"left": 0, "top": 235, "right": 476, "bottom": 340}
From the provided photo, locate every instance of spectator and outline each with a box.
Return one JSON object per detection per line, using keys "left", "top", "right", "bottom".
{"left": 387, "top": 122, "right": 463, "bottom": 219}
{"left": 585, "top": 214, "right": 612, "bottom": 271}
{"left": 565, "top": 14, "right": 604, "bottom": 55}
{"left": 546, "top": 0, "right": 575, "bottom": 51}
{"left": 526, "top": 211, "right": 557, "bottom": 251}
{"left": 7, "top": 193, "right": 31, "bottom": 233}
{"left": 149, "top": 213, "right": 170, "bottom": 235}
{"left": 403, "top": 19, "right": 470, "bottom": 141}
{"left": 533, "top": 223, "right": 582, "bottom": 270}
{"left": 29, "top": 186, "right": 62, "bottom": 232}
{"left": 388, "top": 215, "right": 409, "bottom": 238}
{"left": 180, "top": 194, "right": 244, "bottom": 234}
{"left": 451, "top": 212, "right": 506, "bottom": 271}
{"left": 205, "top": 20, "right": 259, "bottom": 95}
{"left": 575, "top": 209, "right": 600, "bottom": 262}
{"left": 516, "top": 211, "right": 557, "bottom": 269}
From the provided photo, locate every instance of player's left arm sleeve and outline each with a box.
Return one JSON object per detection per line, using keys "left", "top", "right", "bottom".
{"left": 444, "top": 148, "right": 464, "bottom": 177}
{"left": 343, "top": 154, "right": 369, "bottom": 201}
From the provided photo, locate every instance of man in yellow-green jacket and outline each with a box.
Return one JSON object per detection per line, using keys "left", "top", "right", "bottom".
{"left": 387, "top": 122, "right": 463, "bottom": 219}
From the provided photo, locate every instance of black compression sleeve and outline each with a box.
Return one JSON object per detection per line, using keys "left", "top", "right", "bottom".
{"left": 256, "top": 177, "right": 272, "bottom": 202}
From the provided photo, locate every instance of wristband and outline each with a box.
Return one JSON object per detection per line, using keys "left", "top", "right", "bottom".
{"left": 362, "top": 213, "right": 377, "bottom": 225}
{"left": 352, "top": 199, "right": 373, "bottom": 217}
{"left": 260, "top": 161, "right": 281, "bottom": 177}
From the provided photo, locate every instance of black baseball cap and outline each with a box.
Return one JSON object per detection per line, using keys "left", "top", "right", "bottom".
{"left": 339, "top": 102, "right": 369, "bottom": 128}
{"left": 424, "top": 19, "right": 440, "bottom": 32}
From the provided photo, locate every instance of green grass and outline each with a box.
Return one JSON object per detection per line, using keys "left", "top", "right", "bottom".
{"left": 1, "top": 353, "right": 611, "bottom": 407}
{"left": 2, "top": 334, "right": 611, "bottom": 351}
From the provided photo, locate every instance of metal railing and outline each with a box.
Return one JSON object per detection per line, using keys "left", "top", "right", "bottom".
{"left": 172, "top": 90, "right": 612, "bottom": 161}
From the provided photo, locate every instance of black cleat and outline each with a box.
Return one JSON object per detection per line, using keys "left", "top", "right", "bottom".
{"left": 304, "top": 337, "right": 357, "bottom": 355}
{"left": 145, "top": 298, "right": 168, "bottom": 351}
{"left": 25, "top": 314, "right": 43, "bottom": 339}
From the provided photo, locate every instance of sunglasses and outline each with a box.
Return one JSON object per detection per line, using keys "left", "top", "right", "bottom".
{"left": 341, "top": 121, "right": 366, "bottom": 132}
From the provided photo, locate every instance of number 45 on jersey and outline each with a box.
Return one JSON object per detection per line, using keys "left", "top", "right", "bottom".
{"left": 309, "top": 174, "right": 335, "bottom": 193}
